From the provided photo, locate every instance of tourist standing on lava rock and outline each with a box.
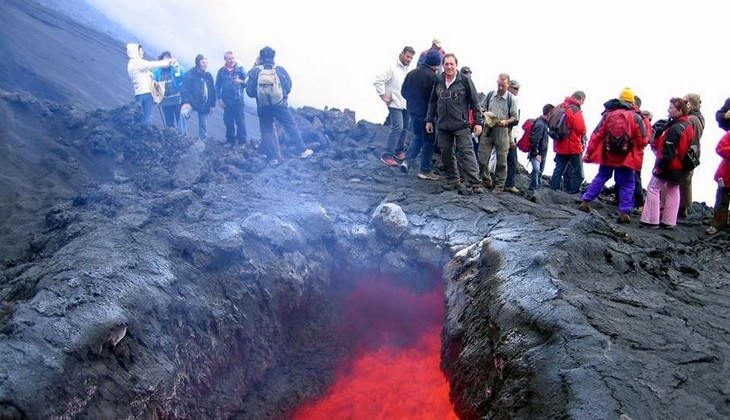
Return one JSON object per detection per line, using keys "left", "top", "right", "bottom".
{"left": 374, "top": 46, "right": 415, "bottom": 167}
{"left": 706, "top": 130, "right": 730, "bottom": 235}
{"left": 425, "top": 53, "right": 484, "bottom": 195}
{"left": 245, "top": 46, "right": 313, "bottom": 165}
{"left": 215, "top": 51, "right": 248, "bottom": 146}
{"left": 153, "top": 51, "right": 186, "bottom": 134}
{"left": 181, "top": 54, "right": 216, "bottom": 141}
{"left": 125, "top": 43, "right": 177, "bottom": 125}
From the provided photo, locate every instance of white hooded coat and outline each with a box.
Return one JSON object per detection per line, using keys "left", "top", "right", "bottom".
{"left": 126, "top": 43, "right": 171, "bottom": 95}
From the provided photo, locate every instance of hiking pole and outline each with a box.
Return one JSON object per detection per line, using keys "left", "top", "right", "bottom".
{"left": 158, "top": 105, "right": 166, "bottom": 128}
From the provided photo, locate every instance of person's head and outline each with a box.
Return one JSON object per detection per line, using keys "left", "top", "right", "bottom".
{"left": 543, "top": 103, "right": 555, "bottom": 117}
{"left": 399, "top": 46, "right": 415, "bottom": 66}
{"left": 223, "top": 51, "right": 236, "bottom": 67}
{"left": 431, "top": 38, "right": 442, "bottom": 49}
{"left": 496, "top": 73, "right": 510, "bottom": 93}
{"left": 442, "top": 53, "right": 457, "bottom": 77}
{"left": 641, "top": 109, "right": 653, "bottom": 121}
{"left": 259, "top": 46, "right": 276, "bottom": 65}
{"left": 668, "top": 97, "right": 689, "bottom": 118}
{"left": 634, "top": 95, "right": 642, "bottom": 108}
{"left": 460, "top": 66, "right": 472, "bottom": 78}
{"left": 684, "top": 93, "right": 701, "bottom": 111}
{"left": 424, "top": 50, "right": 441, "bottom": 68}
{"left": 158, "top": 51, "right": 172, "bottom": 60}
{"left": 195, "top": 54, "right": 208, "bottom": 71}
{"left": 508, "top": 79, "right": 520, "bottom": 95}
{"left": 619, "top": 87, "right": 635, "bottom": 104}
{"left": 572, "top": 90, "right": 586, "bottom": 104}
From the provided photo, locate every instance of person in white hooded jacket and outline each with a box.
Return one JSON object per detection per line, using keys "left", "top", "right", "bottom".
{"left": 126, "top": 43, "right": 176, "bottom": 125}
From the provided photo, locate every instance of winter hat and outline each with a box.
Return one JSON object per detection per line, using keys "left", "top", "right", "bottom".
{"left": 509, "top": 79, "right": 520, "bottom": 89}
{"left": 432, "top": 38, "right": 442, "bottom": 48}
{"left": 260, "top": 46, "right": 276, "bottom": 62}
{"left": 424, "top": 50, "right": 441, "bottom": 67}
{"left": 194, "top": 54, "right": 206, "bottom": 68}
{"left": 619, "top": 87, "right": 635, "bottom": 103}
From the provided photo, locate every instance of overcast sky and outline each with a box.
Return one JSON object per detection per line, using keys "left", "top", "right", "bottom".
{"left": 89, "top": 0, "right": 725, "bottom": 204}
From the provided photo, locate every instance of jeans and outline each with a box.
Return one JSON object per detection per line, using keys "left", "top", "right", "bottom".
{"left": 528, "top": 154, "right": 547, "bottom": 190}
{"left": 405, "top": 116, "right": 435, "bottom": 173}
{"left": 197, "top": 111, "right": 209, "bottom": 140}
{"left": 505, "top": 146, "right": 518, "bottom": 188}
{"left": 135, "top": 93, "right": 154, "bottom": 125}
{"left": 258, "top": 104, "right": 306, "bottom": 160}
{"left": 550, "top": 153, "right": 584, "bottom": 193}
{"left": 581, "top": 166, "right": 635, "bottom": 214}
{"left": 386, "top": 107, "right": 409, "bottom": 156}
{"left": 223, "top": 102, "right": 247, "bottom": 142}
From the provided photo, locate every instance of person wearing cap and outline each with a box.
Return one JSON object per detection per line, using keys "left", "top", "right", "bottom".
{"left": 374, "top": 46, "right": 415, "bottom": 166}
{"left": 678, "top": 93, "right": 705, "bottom": 218}
{"left": 400, "top": 50, "right": 441, "bottom": 180}
{"left": 181, "top": 54, "right": 216, "bottom": 140}
{"left": 504, "top": 79, "right": 522, "bottom": 193}
{"left": 245, "top": 46, "right": 314, "bottom": 164}
{"left": 417, "top": 38, "right": 445, "bottom": 68}
{"left": 578, "top": 87, "right": 648, "bottom": 223}
{"left": 548, "top": 90, "right": 587, "bottom": 194}
{"left": 126, "top": 43, "right": 177, "bottom": 125}
{"left": 425, "top": 53, "right": 484, "bottom": 195}
{"left": 478, "top": 73, "right": 520, "bottom": 193}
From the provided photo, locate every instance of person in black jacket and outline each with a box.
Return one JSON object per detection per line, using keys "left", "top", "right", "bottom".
{"left": 215, "top": 51, "right": 247, "bottom": 145}
{"left": 425, "top": 53, "right": 484, "bottom": 194}
{"left": 181, "top": 54, "right": 216, "bottom": 140}
{"left": 528, "top": 104, "right": 554, "bottom": 192}
{"left": 399, "top": 50, "right": 440, "bottom": 180}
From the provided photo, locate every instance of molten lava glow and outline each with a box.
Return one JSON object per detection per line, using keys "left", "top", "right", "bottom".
{"left": 294, "top": 278, "right": 458, "bottom": 420}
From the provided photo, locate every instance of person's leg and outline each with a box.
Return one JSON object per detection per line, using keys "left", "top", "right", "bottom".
{"left": 275, "top": 106, "right": 307, "bottom": 152}
{"left": 162, "top": 106, "right": 176, "bottom": 128}
{"left": 135, "top": 94, "right": 154, "bottom": 125}
{"left": 477, "top": 133, "right": 494, "bottom": 187}
{"left": 405, "top": 116, "right": 424, "bottom": 166}
{"left": 258, "top": 108, "right": 281, "bottom": 161}
{"left": 641, "top": 175, "right": 663, "bottom": 225}
{"left": 661, "top": 183, "right": 681, "bottom": 227}
{"left": 385, "top": 107, "right": 404, "bottom": 156}
{"left": 438, "top": 130, "right": 458, "bottom": 184}
{"left": 234, "top": 103, "right": 247, "bottom": 142}
{"left": 454, "top": 128, "right": 481, "bottom": 187}
{"left": 614, "top": 167, "right": 636, "bottom": 215}
{"left": 198, "top": 111, "right": 209, "bottom": 140}
{"left": 714, "top": 187, "right": 730, "bottom": 227}
{"left": 539, "top": 153, "right": 547, "bottom": 189}
{"left": 528, "top": 157, "right": 540, "bottom": 190}
{"left": 633, "top": 169, "right": 645, "bottom": 209}
{"left": 581, "top": 165, "right": 613, "bottom": 202}
{"left": 505, "top": 146, "right": 518, "bottom": 188}
{"left": 549, "top": 154, "right": 568, "bottom": 190}
{"left": 223, "top": 105, "right": 235, "bottom": 142}
{"left": 678, "top": 170, "right": 693, "bottom": 217}
{"left": 420, "top": 131, "right": 436, "bottom": 174}
{"left": 567, "top": 154, "right": 584, "bottom": 194}
{"left": 396, "top": 109, "right": 409, "bottom": 156}
{"left": 493, "top": 130, "right": 510, "bottom": 189}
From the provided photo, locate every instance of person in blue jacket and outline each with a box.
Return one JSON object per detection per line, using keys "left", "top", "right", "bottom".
{"left": 153, "top": 51, "right": 186, "bottom": 134}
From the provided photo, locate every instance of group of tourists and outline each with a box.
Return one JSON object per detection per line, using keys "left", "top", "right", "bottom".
{"left": 125, "top": 43, "right": 313, "bottom": 165}
{"left": 375, "top": 40, "right": 730, "bottom": 235}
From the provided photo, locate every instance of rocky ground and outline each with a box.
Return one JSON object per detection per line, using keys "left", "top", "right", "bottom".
{"left": 0, "top": 1, "right": 728, "bottom": 419}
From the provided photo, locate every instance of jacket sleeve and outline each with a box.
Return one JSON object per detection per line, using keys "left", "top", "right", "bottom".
{"left": 180, "top": 73, "right": 191, "bottom": 104}
{"left": 467, "top": 79, "right": 483, "bottom": 126}
{"left": 373, "top": 66, "right": 392, "bottom": 96}
{"left": 633, "top": 112, "right": 648, "bottom": 148}
{"left": 277, "top": 67, "right": 293, "bottom": 96}
{"left": 717, "top": 131, "right": 730, "bottom": 159}
{"left": 530, "top": 120, "right": 547, "bottom": 155}
{"left": 426, "top": 82, "right": 437, "bottom": 123}
{"left": 658, "top": 123, "right": 683, "bottom": 169}
{"left": 245, "top": 68, "right": 259, "bottom": 98}
{"left": 215, "top": 68, "right": 224, "bottom": 97}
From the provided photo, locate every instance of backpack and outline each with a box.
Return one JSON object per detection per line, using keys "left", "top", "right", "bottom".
{"left": 150, "top": 79, "right": 165, "bottom": 104}
{"left": 603, "top": 109, "right": 634, "bottom": 155}
{"left": 516, "top": 118, "right": 535, "bottom": 153}
{"left": 683, "top": 144, "right": 701, "bottom": 170}
{"left": 547, "top": 105, "right": 572, "bottom": 141}
{"left": 256, "top": 66, "right": 284, "bottom": 106}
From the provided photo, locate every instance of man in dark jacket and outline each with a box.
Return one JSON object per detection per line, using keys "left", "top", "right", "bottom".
{"left": 425, "top": 53, "right": 483, "bottom": 194}
{"left": 399, "top": 50, "right": 440, "bottom": 180}
{"left": 215, "top": 51, "right": 247, "bottom": 145}
{"left": 181, "top": 54, "right": 216, "bottom": 140}
{"left": 528, "top": 104, "right": 554, "bottom": 192}
{"left": 245, "top": 46, "right": 313, "bottom": 164}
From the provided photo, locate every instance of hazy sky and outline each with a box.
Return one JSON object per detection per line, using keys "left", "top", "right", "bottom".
{"left": 89, "top": 0, "right": 725, "bottom": 203}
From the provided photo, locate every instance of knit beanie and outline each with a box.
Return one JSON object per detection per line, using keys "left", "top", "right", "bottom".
{"left": 619, "top": 87, "right": 635, "bottom": 104}
{"left": 424, "top": 50, "right": 441, "bottom": 67}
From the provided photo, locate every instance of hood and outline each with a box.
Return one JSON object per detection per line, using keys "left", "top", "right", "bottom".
{"left": 602, "top": 98, "right": 634, "bottom": 111}
{"left": 126, "top": 43, "right": 140, "bottom": 59}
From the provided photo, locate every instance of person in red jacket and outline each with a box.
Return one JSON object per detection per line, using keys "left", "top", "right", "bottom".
{"left": 578, "top": 88, "right": 648, "bottom": 223}
{"left": 548, "top": 90, "right": 587, "bottom": 193}
{"left": 640, "top": 97, "right": 694, "bottom": 229}
{"left": 706, "top": 131, "right": 730, "bottom": 235}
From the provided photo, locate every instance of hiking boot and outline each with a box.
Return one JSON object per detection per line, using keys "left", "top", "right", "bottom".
{"left": 443, "top": 180, "right": 461, "bottom": 191}
{"left": 504, "top": 186, "right": 520, "bottom": 194}
{"left": 380, "top": 156, "right": 399, "bottom": 166}
{"left": 299, "top": 148, "right": 314, "bottom": 158}
{"left": 492, "top": 187, "right": 503, "bottom": 194}
{"left": 617, "top": 213, "right": 631, "bottom": 224}
{"left": 482, "top": 180, "right": 494, "bottom": 189}
{"left": 457, "top": 185, "right": 472, "bottom": 195}
{"left": 399, "top": 161, "right": 409, "bottom": 173}
{"left": 394, "top": 151, "right": 406, "bottom": 161}
{"left": 471, "top": 186, "right": 485, "bottom": 194}
{"left": 578, "top": 201, "right": 592, "bottom": 213}
{"left": 417, "top": 171, "right": 439, "bottom": 181}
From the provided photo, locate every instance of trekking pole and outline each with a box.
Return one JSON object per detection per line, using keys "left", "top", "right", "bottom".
{"left": 158, "top": 105, "right": 166, "bottom": 128}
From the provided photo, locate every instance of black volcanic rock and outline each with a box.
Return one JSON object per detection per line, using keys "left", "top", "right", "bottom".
{"left": 0, "top": 1, "right": 728, "bottom": 419}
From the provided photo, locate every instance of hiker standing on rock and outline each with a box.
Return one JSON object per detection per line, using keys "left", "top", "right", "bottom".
{"left": 126, "top": 43, "right": 176, "bottom": 125}
{"left": 548, "top": 91, "right": 587, "bottom": 194}
{"left": 706, "top": 130, "right": 730, "bottom": 235}
{"left": 425, "top": 53, "right": 484, "bottom": 195}
{"left": 181, "top": 54, "right": 216, "bottom": 141}
{"left": 374, "top": 46, "right": 414, "bottom": 166}
{"left": 245, "top": 46, "right": 313, "bottom": 165}
{"left": 153, "top": 51, "right": 185, "bottom": 134}
{"left": 215, "top": 51, "right": 248, "bottom": 146}
{"left": 678, "top": 93, "right": 705, "bottom": 218}
{"left": 578, "top": 87, "right": 647, "bottom": 224}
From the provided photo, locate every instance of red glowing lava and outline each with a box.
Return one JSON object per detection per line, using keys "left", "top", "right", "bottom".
{"left": 293, "top": 277, "right": 457, "bottom": 420}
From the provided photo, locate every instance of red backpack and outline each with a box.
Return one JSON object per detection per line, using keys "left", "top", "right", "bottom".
{"left": 603, "top": 109, "right": 634, "bottom": 154}
{"left": 516, "top": 118, "right": 535, "bottom": 153}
